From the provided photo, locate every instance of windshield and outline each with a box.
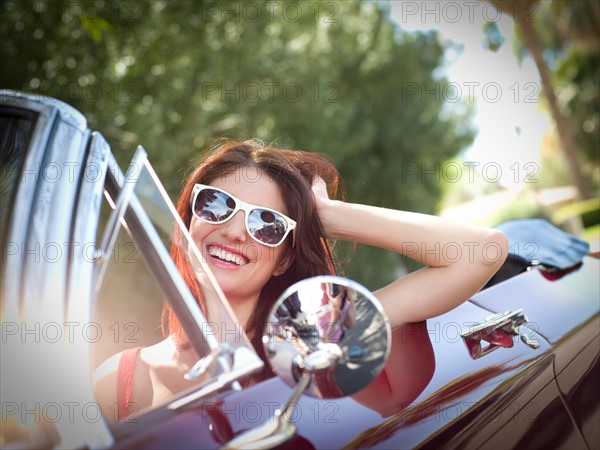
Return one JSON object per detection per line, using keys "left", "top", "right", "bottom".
{"left": 92, "top": 147, "right": 263, "bottom": 417}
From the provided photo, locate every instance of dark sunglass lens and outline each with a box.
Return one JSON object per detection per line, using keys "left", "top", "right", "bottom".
{"left": 249, "top": 209, "right": 287, "bottom": 245}
{"left": 260, "top": 211, "right": 276, "bottom": 223}
{"left": 195, "top": 189, "right": 235, "bottom": 222}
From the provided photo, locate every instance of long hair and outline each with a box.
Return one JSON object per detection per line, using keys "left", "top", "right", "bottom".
{"left": 164, "top": 139, "right": 344, "bottom": 380}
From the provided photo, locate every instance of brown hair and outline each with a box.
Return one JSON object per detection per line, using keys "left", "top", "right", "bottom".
{"left": 164, "top": 139, "right": 344, "bottom": 380}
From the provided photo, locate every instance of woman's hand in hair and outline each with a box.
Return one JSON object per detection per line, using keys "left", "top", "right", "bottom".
{"left": 311, "top": 176, "right": 339, "bottom": 239}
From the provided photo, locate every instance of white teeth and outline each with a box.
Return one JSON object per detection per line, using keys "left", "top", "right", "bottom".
{"left": 208, "top": 246, "right": 247, "bottom": 265}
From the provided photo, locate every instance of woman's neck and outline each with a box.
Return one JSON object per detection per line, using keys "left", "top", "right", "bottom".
{"left": 203, "top": 287, "right": 257, "bottom": 332}
{"left": 228, "top": 295, "right": 257, "bottom": 332}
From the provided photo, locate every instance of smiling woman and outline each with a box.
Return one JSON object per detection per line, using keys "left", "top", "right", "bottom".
{"left": 166, "top": 140, "right": 341, "bottom": 369}
{"left": 93, "top": 138, "right": 508, "bottom": 422}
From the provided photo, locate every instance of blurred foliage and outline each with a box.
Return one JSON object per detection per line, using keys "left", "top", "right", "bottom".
{"left": 437, "top": 156, "right": 505, "bottom": 210}
{"left": 476, "top": 190, "right": 551, "bottom": 227}
{"left": 537, "top": 133, "right": 574, "bottom": 189}
{"left": 553, "top": 47, "right": 599, "bottom": 183}
{"left": 0, "top": 0, "right": 475, "bottom": 288}
{"left": 486, "top": 0, "right": 599, "bottom": 196}
{"left": 542, "top": 0, "right": 599, "bottom": 192}
{"left": 553, "top": 198, "right": 600, "bottom": 229}
{"left": 583, "top": 223, "right": 600, "bottom": 245}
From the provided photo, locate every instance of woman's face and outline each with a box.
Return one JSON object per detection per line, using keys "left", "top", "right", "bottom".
{"left": 189, "top": 167, "right": 291, "bottom": 305}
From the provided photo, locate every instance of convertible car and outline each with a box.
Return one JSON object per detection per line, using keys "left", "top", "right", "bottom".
{"left": 1, "top": 91, "right": 598, "bottom": 449}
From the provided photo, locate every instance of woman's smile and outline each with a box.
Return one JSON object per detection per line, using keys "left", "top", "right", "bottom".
{"left": 206, "top": 243, "right": 251, "bottom": 269}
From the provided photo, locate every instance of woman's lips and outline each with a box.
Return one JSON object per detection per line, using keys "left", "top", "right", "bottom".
{"left": 206, "top": 244, "right": 250, "bottom": 269}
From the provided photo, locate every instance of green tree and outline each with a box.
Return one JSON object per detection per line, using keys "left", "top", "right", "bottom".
{"left": 484, "top": 0, "right": 598, "bottom": 198}
{"left": 1, "top": 0, "right": 474, "bottom": 288}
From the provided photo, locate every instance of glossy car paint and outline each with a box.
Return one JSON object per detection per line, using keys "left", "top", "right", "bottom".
{"left": 114, "top": 264, "right": 599, "bottom": 449}
{"left": 471, "top": 259, "right": 599, "bottom": 345}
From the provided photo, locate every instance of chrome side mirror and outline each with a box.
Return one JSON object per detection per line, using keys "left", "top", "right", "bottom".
{"left": 266, "top": 275, "right": 391, "bottom": 397}
{"left": 223, "top": 276, "right": 391, "bottom": 449}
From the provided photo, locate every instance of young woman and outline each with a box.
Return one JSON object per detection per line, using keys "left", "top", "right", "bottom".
{"left": 93, "top": 139, "right": 508, "bottom": 421}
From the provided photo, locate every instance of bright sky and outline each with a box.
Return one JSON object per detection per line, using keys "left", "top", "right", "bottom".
{"left": 388, "top": 1, "right": 552, "bottom": 189}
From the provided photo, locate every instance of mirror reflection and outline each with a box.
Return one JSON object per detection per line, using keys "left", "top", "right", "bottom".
{"left": 265, "top": 275, "right": 391, "bottom": 398}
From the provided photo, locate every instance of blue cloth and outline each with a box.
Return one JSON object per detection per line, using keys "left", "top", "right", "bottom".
{"left": 496, "top": 218, "right": 590, "bottom": 269}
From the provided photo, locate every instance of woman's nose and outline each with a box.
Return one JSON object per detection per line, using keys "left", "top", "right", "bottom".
{"left": 220, "top": 210, "right": 248, "bottom": 243}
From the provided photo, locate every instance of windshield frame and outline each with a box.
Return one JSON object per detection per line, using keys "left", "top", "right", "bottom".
{"left": 97, "top": 146, "right": 264, "bottom": 424}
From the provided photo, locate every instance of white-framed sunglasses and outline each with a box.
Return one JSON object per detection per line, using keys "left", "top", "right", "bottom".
{"left": 191, "top": 184, "right": 296, "bottom": 247}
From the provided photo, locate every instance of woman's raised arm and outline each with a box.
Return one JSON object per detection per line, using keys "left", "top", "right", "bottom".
{"left": 312, "top": 178, "right": 508, "bottom": 326}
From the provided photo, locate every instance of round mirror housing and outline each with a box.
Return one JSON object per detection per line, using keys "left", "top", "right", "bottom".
{"left": 264, "top": 275, "right": 391, "bottom": 398}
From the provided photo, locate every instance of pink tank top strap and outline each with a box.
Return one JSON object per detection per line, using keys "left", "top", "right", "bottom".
{"left": 117, "top": 346, "right": 142, "bottom": 421}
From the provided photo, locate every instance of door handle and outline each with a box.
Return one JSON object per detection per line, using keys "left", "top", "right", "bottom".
{"left": 461, "top": 309, "right": 538, "bottom": 359}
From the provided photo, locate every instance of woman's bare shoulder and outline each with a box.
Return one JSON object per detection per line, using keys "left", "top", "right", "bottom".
{"left": 93, "top": 352, "right": 122, "bottom": 387}
{"left": 92, "top": 344, "right": 156, "bottom": 421}
{"left": 92, "top": 352, "right": 123, "bottom": 420}
{"left": 92, "top": 339, "right": 191, "bottom": 421}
